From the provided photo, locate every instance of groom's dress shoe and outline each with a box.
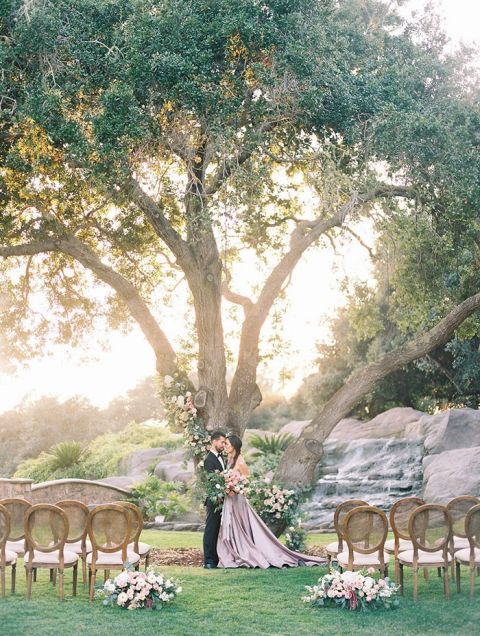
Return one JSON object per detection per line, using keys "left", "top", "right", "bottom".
{"left": 204, "top": 563, "right": 217, "bottom": 569}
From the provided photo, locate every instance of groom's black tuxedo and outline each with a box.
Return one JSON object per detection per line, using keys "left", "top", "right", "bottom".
{"left": 203, "top": 451, "right": 225, "bottom": 566}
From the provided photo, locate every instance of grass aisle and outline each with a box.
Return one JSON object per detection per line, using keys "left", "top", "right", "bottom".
{"left": 0, "top": 531, "right": 478, "bottom": 636}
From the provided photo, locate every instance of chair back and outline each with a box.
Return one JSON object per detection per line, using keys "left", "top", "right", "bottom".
{"left": 87, "top": 504, "right": 130, "bottom": 562}
{"left": 0, "top": 498, "right": 31, "bottom": 541}
{"left": 409, "top": 504, "right": 452, "bottom": 554}
{"left": 24, "top": 504, "right": 69, "bottom": 563}
{"left": 118, "top": 502, "right": 143, "bottom": 546}
{"left": 344, "top": 505, "right": 388, "bottom": 557}
{"left": 0, "top": 504, "right": 11, "bottom": 566}
{"left": 55, "top": 500, "right": 89, "bottom": 544}
{"left": 390, "top": 497, "right": 425, "bottom": 541}
{"left": 465, "top": 504, "right": 480, "bottom": 551}
{"left": 446, "top": 496, "right": 479, "bottom": 538}
{"left": 333, "top": 499, "right": 368, "bottom": 552}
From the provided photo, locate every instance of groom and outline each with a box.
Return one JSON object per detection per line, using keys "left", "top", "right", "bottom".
{"left": 203, "top": 430, "right": 226, "bottom": 569}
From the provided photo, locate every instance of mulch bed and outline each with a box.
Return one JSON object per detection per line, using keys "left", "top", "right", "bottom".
{"left": 149, "top": 545, "right": 327, "bottom": 567}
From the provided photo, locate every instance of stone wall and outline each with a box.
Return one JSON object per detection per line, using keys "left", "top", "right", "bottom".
{"left": 0, "top": 477, "right": 130, "bottom": 504}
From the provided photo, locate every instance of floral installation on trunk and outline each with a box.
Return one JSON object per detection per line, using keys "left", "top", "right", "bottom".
{"left": 98, "top": 566, "right": 182, "bottom": 610}
{"left": 302, "top": 568, "right": 400, "bottom": 612}
{"left": 247, "top": 480, "right": 300, "bottom": 536}
{"left": 161, "top": 373, "right": 210, "bottom": 462}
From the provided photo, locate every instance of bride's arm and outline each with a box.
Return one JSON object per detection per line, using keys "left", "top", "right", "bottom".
{"left": 236, "top": 456, "right": 250, "bottom": 477}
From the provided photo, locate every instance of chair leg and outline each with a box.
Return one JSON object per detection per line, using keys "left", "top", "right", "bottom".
{"left": 413, "top": 567, "right": 418, "bottom": 602}
{"left": 103, "top": 569, "right": 108, "bottom": 583}
{"left": 423, "top": 568, "right": 429, "bottom": 580}
{"left": 49, "top": 568, "right": 53, "bottom": 583}
{"left": 82, "top": 557, "right": 87, "bottom": 586}
{"left": 11, "top": 564, "right": 16, "bottom": 594}
{"left": 437, "top": 567, "right": 442, "bottom": 578}
{"left": 145, "top": 553, "right": 150, "bottom": 571}
{"left": 89, "top": 569, "right": 96, "bottom": 602}
{"left": 59, "top": 569, "right": 64, "bottom": 601}
{"left": 471, "top": 566, "right": 476, "bottom": 599}
{"left": 399, "top": 564, "right": 404, "bottom": 596}
{"left": 33, "top": 568, "right": 37, "bottom": 583}
{"left": 443, "top": 566, "right": 450, "bottom": 600}
{"left": 52, "top": 569, "right": 57, "bottom": 587}
{"left": 73, "top": 563, "right": 78, "bottom": 597}
{"left": 456, "top": 561, "right": 461, "bottom": 593}
{"left": 26, "top": 568, "right": 33, "bottom": 600}
{"left": 1, "top": 566, "right": 5, "bottom": 597}
{"left": 394, "top": 559, "right": 399, "bottom": 584}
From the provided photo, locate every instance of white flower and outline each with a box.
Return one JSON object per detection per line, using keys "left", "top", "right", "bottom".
{"left": 104, "top": 580, "right": 115, "bottom": 594}
{"left": 117, "top": 592, "right": 128, "bottom": 605}
{"left": 341, "top": 571, "right": 357, "bottom": 586}
{"left": 115, "top": 572, "right": 128, "bottom": 588}
{"left": 176, "top": 395, "right": 185, "bottom": 408}
{"left": 164, "top": 375, "right": 173, "bottom": 386}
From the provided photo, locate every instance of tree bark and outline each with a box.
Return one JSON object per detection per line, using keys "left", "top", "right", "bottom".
{"left": 274, "top": 291, "right": 480, "bottom": 488}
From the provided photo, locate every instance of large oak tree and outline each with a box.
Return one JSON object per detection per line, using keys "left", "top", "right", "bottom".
{"left": 1, "top": 0, "right": 479, "bottom": 485}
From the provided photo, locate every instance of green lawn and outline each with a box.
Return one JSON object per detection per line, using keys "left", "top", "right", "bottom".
{"left": 1, "top": 531, "right": 479, "bottom": 636}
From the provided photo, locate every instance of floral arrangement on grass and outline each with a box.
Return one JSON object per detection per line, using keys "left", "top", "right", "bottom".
{"left": 284, "top": 522, "right": 307, "bottom": 552}
{"left": 99, "top": 567, "right": 182, "bottom": 610}
{"left": 247, "top": 480, "right": 299, "bottom": 535}
{"left": 204, "top": 469, "right": 249, "bottom": 511}
{"left": 161, "top": 373, "right": 210, "bottom": 461}
{"left": 302, "top": 568, "right": 400, "bottom": 612}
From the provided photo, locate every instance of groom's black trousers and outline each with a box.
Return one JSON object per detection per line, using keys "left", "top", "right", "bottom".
{"left": 203, "top": 499, "right": 221, "bottom": 566}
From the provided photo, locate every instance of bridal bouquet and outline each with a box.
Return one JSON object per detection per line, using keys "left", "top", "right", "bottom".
{"left": 302, "top": 568, "right": 399, "bottom": 612}
{"left": 204, "top": 469, "right": 249, "bottom": 511}
{"left": 98, "top": 567, "right": 182, "bottom": 610}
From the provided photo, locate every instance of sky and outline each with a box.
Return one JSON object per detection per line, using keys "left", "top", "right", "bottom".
{"left": 0, "top": 0, "right": 479, "bottom": 414}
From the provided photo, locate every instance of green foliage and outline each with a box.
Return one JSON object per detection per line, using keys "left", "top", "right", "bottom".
{"left": 46, "top": 441, "right": 86, "bottom": 471}
{"left": 285, "top": 524, "right": 308, "bottom": 553}
{"left": 128, "top": 475, "right": 189, "bottom": 521}
{"left": 249, "top": 432, "right": 294, "bottom": 456}
{"left": 14, "top": 421, "right": 182, "bottom": 483}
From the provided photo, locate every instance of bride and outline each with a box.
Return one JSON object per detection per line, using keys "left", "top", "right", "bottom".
{"left": 216, "top": 434, "right": 324, "bottom": 569}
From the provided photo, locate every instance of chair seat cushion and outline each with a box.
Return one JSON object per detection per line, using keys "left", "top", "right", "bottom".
{"left": 452, "top": 537, "right": 470, "bottom": 551}
{"left": 454, "top": 547, "right": 480, "bottom": 565}
{"left": 337, "top": 551, "right": 389, "bottom": 567}
{"left": 325, "top": 541, "right": 339, "bottom": 555}
{"left": 67, "top": 539, "right": 92, "bottom": 554}
{"left": 86, "top": 551, "right": 140, "bottom": 566}
{"left": 384, "top": 538, "right": 413, "bottom": 554}
{"left": 4, "top": 549, "right": 17, "bottom": 565}
{"left": 24, "top": 549, "right": 79, "bottom": 566}
{"left": 6, "top": 539, "right": 25, "bottom": 555}
{"left": 128, "top": 541, "right": 150, "bottom": 556}
{"left": 398, "top": 549, "right": 452, "bottom": 565}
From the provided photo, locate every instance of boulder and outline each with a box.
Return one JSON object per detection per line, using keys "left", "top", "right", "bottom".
{"left": 98, "top": 475, "right": 145, "bottom": 490}
{"left": 407, "top": 408, "right": 480, "bottom": 454}
{"left": 279, "top": 420, "right": 310, "bottom": 438}
{"left": 118, "top": 447, "right": 169, "bottom": 476}
{"left": 422, "top": 447, "right": 480, "bottom": 502}
{"left": 154, "top": 449, "right": 194, "bottom": 483}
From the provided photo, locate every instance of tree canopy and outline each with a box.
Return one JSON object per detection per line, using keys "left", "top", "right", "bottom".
{"left": 1, "top": 0, "right": 479, "bottom": 484}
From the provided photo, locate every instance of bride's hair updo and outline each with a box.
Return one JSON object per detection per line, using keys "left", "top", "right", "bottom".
{"left": 227, "top": 434, "right": 242, "bottom": 469}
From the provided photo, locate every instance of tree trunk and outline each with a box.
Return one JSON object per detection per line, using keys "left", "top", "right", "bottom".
{"left": 275, "top": 291, "right": 480, "bottom": 488}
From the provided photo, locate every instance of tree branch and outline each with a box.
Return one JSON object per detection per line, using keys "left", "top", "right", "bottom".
{"left": 0, "top": 238, "right": 177, "bottom": 376}
{"left": 275, "top": 289, "right": 480, "bottom": 487}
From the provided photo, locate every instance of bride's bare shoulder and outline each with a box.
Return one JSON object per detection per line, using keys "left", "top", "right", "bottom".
{"left": 237, "top": 455, "right": 250, "bottom": 476}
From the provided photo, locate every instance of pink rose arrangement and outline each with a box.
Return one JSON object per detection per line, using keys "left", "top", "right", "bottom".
{"left": 204, "top": 469, "right": 249, "bottom": 511}
{"left": 99, "top": 567, "right": 182, "bottom": 611}
{"left": 303, "top": 567, "right": 399, "bottom": 612}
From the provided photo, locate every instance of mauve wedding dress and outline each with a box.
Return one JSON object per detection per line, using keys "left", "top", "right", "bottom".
{"left": 217, "top": 492, "right": 325, "bottom": 569}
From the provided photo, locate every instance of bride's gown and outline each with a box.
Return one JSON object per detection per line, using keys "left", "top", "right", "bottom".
{"left": 217, "top": 492, "right": 325, "bottom": 569}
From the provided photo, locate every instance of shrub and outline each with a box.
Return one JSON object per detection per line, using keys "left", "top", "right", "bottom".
{"left": 249, "top": 433, "right": 294, "bottom": 456}
{"left": 128, "top": 475, "right": 189, "bottom": 521}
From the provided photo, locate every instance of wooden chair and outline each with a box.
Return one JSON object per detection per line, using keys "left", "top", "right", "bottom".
{"left": 86, "top": 504, "right": 140, "bottom": 601}
{"left": 398, "top": 504, "right": 452, "bottom": 601}
{"left": 337, "top": 505, "right": 389, "bottom": 577}
{"left": 455, "top": 503, "right": 480, "bottom": 598}
{"left": 0, "top": 498, "right": 31, "bottom": 591}
{"left": 386, "top": 497, "right": 425, "bottom": 582}
{"left": 0, "top": 504, "right": 17, "bottom": 597}
{"left": 326, "top": 499, "right": 368, "bottom": 567}
{"left": 24, "top": 504, "right": 79, "bottom": 600}
{"left": 56, "top": 500, "right": 91, "bottom": 585}
{"left": 447, "top": 496, "right": 479, "bottom": 578}
{"left": 118, "top": 501, "right": 151, "bottom": 569}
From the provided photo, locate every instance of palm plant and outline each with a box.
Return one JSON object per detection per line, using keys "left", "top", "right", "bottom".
{"left": 249, "top": 433, "right": 294, "bottom": 457}
{"left": 47, "top": 441, "right": 86, "bottom": 471}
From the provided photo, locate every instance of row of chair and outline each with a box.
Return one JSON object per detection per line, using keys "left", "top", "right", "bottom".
{"left": 0, "top": 498, "right": 151, "bottom": 601}
{"left": 325, "top": 496, "right": 480, "bottom": 601}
